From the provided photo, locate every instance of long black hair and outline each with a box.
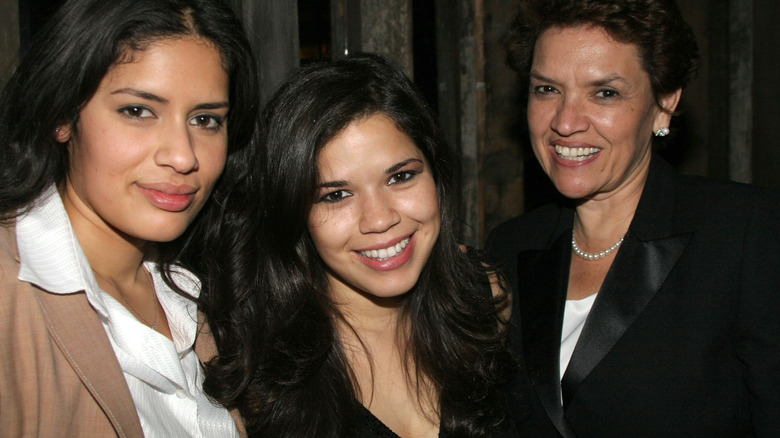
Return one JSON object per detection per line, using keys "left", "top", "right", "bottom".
{"left": 0, "top": 0, "right": 260, "bottom": 290}
{"left": 202, "top": 53, "right": 513, "bottom": 437}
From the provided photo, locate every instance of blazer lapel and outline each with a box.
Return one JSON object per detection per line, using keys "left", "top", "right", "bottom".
{"left": 560, "top": 155, "right": 692, "bottom": 408}
{"left": 560, "top": 231, "right": 691, "bottom": 407}
{"left": 34, "top": 289, "right": 144, "bottom": 438}
{"left": 517, "top": 231, "right": 578, "bottom": 437}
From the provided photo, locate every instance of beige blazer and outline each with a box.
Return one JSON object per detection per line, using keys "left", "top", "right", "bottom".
{"left": 0, "top": 223, "right": 246, "bottom": 437}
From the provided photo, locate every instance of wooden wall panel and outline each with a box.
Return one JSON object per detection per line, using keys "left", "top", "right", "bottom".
{"left": 228, "top": 0, "right": 300, "bottom": 103}
{"left": 752, "top": 0, "right": 780, "bottom": 188}
{"left": 0, "top": 0, "right": 20, "bottom": 88}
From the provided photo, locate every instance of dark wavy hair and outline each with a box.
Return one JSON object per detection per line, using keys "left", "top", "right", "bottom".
{"left": 201, "top": 53, "right": 513, "bottom": 437}
{"left": 0, "top": 0, "right": 259, "bottom": 287}
{"left": 505, "top": 0, "right": 699, "bottom": 105}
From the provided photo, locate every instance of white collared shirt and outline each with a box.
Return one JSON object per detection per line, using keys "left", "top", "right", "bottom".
{"left": 16, "top": 186, "right": 239, "bottom": 438}
{"left": 560, "top": 293, "right": 597, "bottom": 380}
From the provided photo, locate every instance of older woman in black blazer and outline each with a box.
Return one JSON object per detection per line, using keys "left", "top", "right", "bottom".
{"left": 486, "top": 0, "right": 780, "bottom": 437}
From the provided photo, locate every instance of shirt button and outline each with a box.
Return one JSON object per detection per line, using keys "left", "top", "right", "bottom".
{"left": 175, "top": 389, "right": 188, "bottom": 399}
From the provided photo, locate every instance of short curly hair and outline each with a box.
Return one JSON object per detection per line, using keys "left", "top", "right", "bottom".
{"left": 505, "top": 0, "right": 699, "bottom": 104}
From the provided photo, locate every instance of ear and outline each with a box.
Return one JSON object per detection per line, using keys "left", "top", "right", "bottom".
{"left": 653, "top": 88, "right": 683, "bottom": 132}
{"left": 54, "top": 123, "right": 73, "bottom": 143}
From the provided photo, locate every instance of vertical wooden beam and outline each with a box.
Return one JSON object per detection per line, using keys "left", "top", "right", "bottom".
{"left": 436, "top": 0, "right": 485, "bottom": 246}
{"left": 435, "top": 0, "right": 461, "bottom": 151}
{"left": 332, "top": 0, "right": 412, "bottom": 76}
{"left": 360, "top": 0, "right": 413, "bottom": 76}
{"left": 482, "top": 0, "right": 525, "bottom": 237}
{"left": 750, "top": 0, "right": 780, "bottom": 188}
{"left": 461, "top": 0, "right": 485, "bottom": 246}
{"left": 729, "top": 0, "right": 753, "bottom": 183}
{"left": 228, "top": 0, "right": 300, "bottom": 103}
{"left": 332, "top": 0, "right": 412, "bottom": 70}
{"left": 331, "top": 0, "right": 362, "bottom": 58}
{"left": 0, "top": 0, "right": 20, "bottom": 88}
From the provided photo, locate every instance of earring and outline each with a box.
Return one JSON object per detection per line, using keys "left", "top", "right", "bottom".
{"left": 654, "top": 127, "right": 670, "bottom": 137}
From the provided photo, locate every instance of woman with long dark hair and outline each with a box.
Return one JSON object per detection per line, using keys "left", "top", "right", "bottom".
{"left": 0, "top": 0, "right": 259, "bottom": 436}
{"left": 202, "top": 53, "right": 514, "bottom": 437}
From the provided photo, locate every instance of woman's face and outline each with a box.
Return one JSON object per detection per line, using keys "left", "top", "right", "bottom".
{"left": 307, "top": 114, "right": 441, "bottom": 304}
{"left": 527, "top": 25, "right": 680, "bottom": 201}
{"left": 59, "top": 37, "right": 229, "bottom": 244}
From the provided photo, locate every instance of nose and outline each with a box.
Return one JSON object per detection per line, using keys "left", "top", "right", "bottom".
{"left": 358, "top": 191, "right": 401, "bottom": 234}
{"left": 550, "top": 96, "right": 589, "bottom": 136}
{"left": 154, "top": 123, "right": 199, "bottom": 173}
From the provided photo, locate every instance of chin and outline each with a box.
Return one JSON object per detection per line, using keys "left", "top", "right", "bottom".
{"left": 133, "top": 222, "right": 191, "bottom": 243}
{"left": 362, "top": 278, "right": 420, "bottom": 300}
{"left": 551, "top": 180, "right": 593, "bottom": 200}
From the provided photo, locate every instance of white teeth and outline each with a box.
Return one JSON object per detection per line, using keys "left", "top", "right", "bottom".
{"left": 555, "top": 145, "right": 599, "bottom": 161}
{"left": 360, "top": 237, "right": 410, "bottom": 261}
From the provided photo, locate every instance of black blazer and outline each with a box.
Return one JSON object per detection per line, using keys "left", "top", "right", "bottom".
{"left": 486, "top": 156, "right": 780, "bottom": 437}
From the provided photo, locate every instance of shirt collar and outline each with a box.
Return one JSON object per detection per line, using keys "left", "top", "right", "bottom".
{"left": 16, "top": 186, "right": 110, "bottom": 317}
{"left": 16, "top": 185, "right": 201, "bottom": 349}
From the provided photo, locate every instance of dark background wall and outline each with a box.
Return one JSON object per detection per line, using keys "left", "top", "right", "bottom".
{"left": 752, "top": 0, "right": 780, "bottom": 188}
{"left": 2, "top": 0, "right": 777, "bottom": 246}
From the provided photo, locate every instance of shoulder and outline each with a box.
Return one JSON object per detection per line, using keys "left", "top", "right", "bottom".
{"left": 0, "top": 222, "right": 21, "bottom": 289}
{"left": 0, "top": 221, "right": 17, "bottom": 259}
{"left": 678, "top": 173, "right": 778, "bottom": 203}
{"left": 193, "top": 314, "right": 218, "bottom": 363}
{"left": 161, "top": 263, "right": 203, "bottom": 298}
{"left": 486, "top": 269, "right": 512, "bottom": 323}
{"left": 486, "top": 202, "right": 567, "bottom": 257}
{"left": 674, "top": 175, "right": 780, "bottom": 225}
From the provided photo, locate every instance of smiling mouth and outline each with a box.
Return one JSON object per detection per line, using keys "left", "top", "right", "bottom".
{"left": 359, "top": 237, "right": 411, "bottom": 261}
{"left": 555, "top": 145, "right": 599, "bottom": 161}
{"left": 138, "top": 186, "right": 196, "bottom": 212}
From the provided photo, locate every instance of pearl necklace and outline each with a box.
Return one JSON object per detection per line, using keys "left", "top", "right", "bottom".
{"left": 571, "top": 235, "right": 624, "bottom": 261}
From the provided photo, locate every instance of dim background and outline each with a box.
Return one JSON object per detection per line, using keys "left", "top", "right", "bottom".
{"left": 2, "top": 0, "right": 776, "bottom": 247}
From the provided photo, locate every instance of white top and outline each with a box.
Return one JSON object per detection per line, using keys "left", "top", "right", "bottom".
{"left": 560, "top": 293, "right": 598, "bottom": 381}
{"left": 15, "top": 186, "right": 239, "bottom": 438}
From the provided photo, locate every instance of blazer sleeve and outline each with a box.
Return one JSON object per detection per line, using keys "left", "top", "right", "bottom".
{"left": 734, "top": 193, "right": 780, "bottom": 436}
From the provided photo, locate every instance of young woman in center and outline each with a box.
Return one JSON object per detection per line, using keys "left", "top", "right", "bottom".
{"left": 201, "top": 53, "right": 515, "bottom": 437}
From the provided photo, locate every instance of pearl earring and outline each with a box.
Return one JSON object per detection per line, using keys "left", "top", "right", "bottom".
{"left": 654, "top": 127, "right": 670, "bottom": 137}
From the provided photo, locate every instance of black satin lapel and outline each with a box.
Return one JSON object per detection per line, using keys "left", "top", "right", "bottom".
{"left": 560, "top": 232, "right": 691, "bottom": 408}
{"left": 517, "top": 232, "right": 577, "bottom": 437}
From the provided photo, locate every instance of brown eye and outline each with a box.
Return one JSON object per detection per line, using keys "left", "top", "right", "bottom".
{"left": 189, "top": 114, "right": 224, "bottom": 131}
{"left": 119, "top": 105, "right": 153, "bottom": 119}
{"left": 388, "top": 171, "right": 418, "bottom": 185}
{"left": 596, "top": 88, "right": 620, "bottom": 99}
{"left": 317, "top": 190, "right": 352, "bottom": 204}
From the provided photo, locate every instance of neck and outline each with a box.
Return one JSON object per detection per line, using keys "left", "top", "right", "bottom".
{"left": 573, "top": 160, "right": 649, "bottom": 244}
{"left": 334, "top": 291, "right": 403, "bottom": 336}
{"left": 59, "top": 184, "right": 148, "bottom": 284}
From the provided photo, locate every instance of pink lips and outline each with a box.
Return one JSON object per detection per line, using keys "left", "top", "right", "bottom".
{"left": 356, "top": 233, "right": 415, "bottom": 271}
{"left": 137, "top": 183, "right": 197, "bottom": 212}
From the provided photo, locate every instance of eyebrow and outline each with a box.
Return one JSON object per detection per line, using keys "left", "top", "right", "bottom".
{"left": 386, "top": 158, "right": 423, "bottom": 174}
{"left": 589, "top": 75, "right": 630, "bottom": 87}
{"left": 111, "top": 88, "right": 169, "bottom": 103}
{"left": 529, "top": 71, "right": 629, "bottom": 87}
{"left": 529, "top": 71, "right": 557, "bottom": 84}
{"left": 318, "top": 180, "right": 349, "bottom": 189}
{"left": 316, "top": 158, "right": 424, "bottom": 189}
{"left": 110, "top": 88, "right": 229, "bottom": 109}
